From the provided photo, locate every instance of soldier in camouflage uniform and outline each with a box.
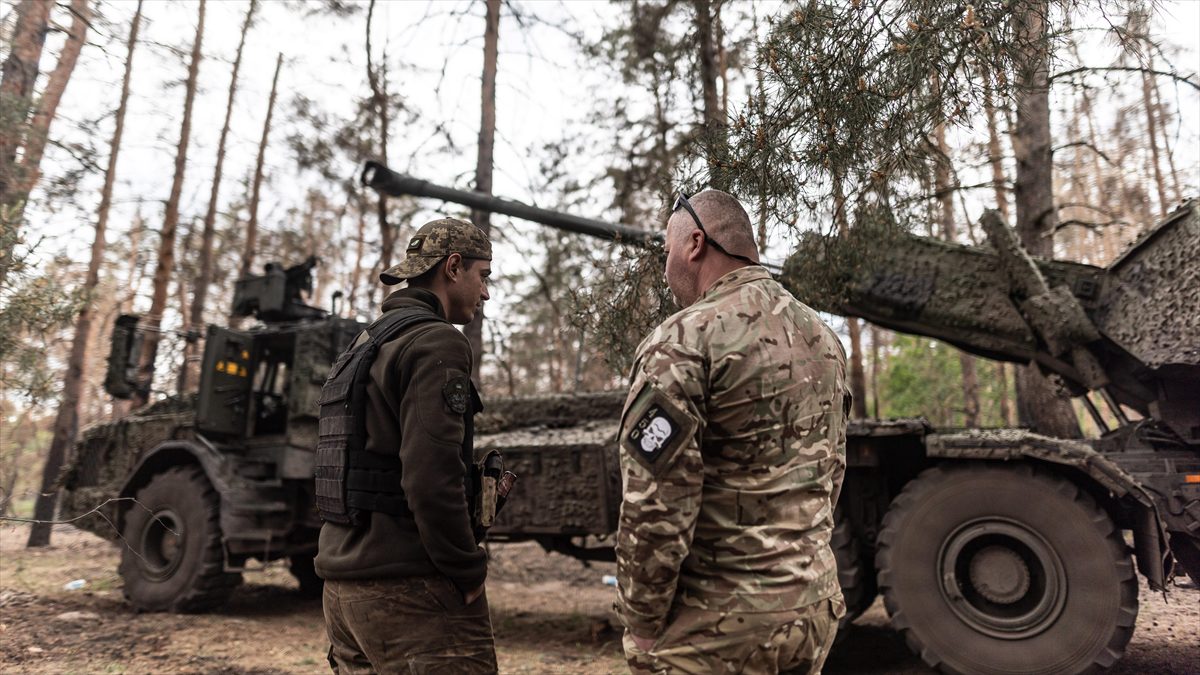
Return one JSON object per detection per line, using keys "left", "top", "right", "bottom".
{"left": 615, "top": 190, "right": 851, "bottom": 675}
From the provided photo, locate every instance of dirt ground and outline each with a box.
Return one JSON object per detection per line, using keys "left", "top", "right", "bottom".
{"left": 1, "top": 524, "right": 1196, "bottom": 674}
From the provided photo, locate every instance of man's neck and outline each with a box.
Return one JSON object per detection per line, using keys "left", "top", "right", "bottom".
{"left": 697, "top": 260, "right": 753, "bottom": 298}
{"left": 405, "top": 283, "right": 452, "bottom": 321}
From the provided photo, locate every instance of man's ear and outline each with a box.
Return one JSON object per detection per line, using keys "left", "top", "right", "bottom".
{"left": 443, "top": 253, "right": 464, "bottom": 281}
{"left": 687, "top": 229, "right": 706, "bottom": 262}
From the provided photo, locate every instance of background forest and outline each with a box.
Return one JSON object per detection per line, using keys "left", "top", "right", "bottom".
{"left": 1, "top": 0, "right": 1197, "bottom": 543}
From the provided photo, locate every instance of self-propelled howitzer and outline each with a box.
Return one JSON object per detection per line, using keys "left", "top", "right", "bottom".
{"left": 363, "top": 161, "right": 1199, "bottom": 675}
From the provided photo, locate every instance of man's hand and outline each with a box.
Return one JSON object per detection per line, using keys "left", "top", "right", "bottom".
{"left": 630, "top": 632, "right": 656, "bottom": 652}
{"left": 463, "top": 583, "right": 485, "bottom": 605}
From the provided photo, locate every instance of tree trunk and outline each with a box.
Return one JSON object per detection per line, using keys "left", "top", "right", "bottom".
{"left": 174, "top": 218, "right": 197, "bottom": 394}
{"left": 1139, "top": 67, "right": 1168, "bottom": 217}
{"left": 1149, "top": 75, "right": 1182, "bottom": 204}
{"left": 26, "top": 0, "right": 136, "bottom": 548}
{"left": 10, "top": 0, "right": 88, "bottom": 220}
{"left": 113, "top": 208, "right": 146, "bottom": 421}
{"left": 119, "top": 206, "right": 146, "bottom": 315}
{"left": 693, "top": 0, "right": 726, "bottom": 187}
{"left": 349, "top": 193, "right": 367, "bottom": 313}
{"left": 832, "top": 170, "right": 868, "bottom": 418}
{"left": 983, "top": 72, "right": 1011, "bottom": 222}
{"left": 932, "top": 94, "right": 981, "bottom": 427}
{"left": 185, "top": 0, "right": 256, "bottom": 389}
{"left": 715, "top": 0, "right": 728, "bottom": 118}
{"left": 1, "top": 410, "right": 34, "bottom": 517}
{"left": 869, "top": 324, "right": 883, "bottom": 417}
{"left": 365, "top": 0, "right": 394, "bottom": 274}
{"left": 133, "top": 0, "right": 205, "bottom": 409}
{"left": 750, "top": 3, "right": 768, "bottom": 250}
{"left": 0, "top": 0, "right": 51, "bottom": 208}
{"left": 465, "top": 0, "right": 500, "bottom": 383}
{"left": 997, "top": 361, "right": 1014, "bottom": 425}
{"left": 1010, "top": 1, "right": 1081, "bottom": 438}
{"left": 238, "top": 53, "right": 282, "bottom": 286}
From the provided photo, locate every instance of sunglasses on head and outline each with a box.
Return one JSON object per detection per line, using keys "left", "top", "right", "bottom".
{"left": 671, "top": 192, "right": 759, "bottom": 266}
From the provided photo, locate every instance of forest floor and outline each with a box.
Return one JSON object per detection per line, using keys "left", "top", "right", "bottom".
{"left": 1, "top": 524, "right": 1197, "bottom": 674}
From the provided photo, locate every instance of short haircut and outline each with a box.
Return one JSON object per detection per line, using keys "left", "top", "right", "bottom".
{"left": 406, "top": 256, "right": 479, "bottom": 289}
{"left": 687, "top": 189, "right": 758, "bottom": 259}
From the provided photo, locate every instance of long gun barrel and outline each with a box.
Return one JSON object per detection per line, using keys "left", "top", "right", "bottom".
{"left": 361, "top": 161, "right": 662, "bottom": 245}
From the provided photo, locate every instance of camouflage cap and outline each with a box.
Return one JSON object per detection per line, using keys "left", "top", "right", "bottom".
{"left": 379, "top": 217, "right": 492, "bottom": 285}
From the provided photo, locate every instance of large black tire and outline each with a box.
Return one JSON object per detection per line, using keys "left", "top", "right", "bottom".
{"left": 876, "top": 463, "right": 1138, "bottom": 675}
{"left": 832, "top": 504, "right": 877, "bottom": 642}
{"left": 1170, "top": 533, "right": 1200, "bottom": 584}
{"left": 289, "top": 553, "right": 324, "bottom": 598}
{"left": 119, "top": 466, "right": 242, "bottom": 612}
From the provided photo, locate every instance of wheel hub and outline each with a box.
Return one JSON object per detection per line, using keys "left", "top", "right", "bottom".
{"left": 139, "top": 508, "right": 185, "bottom": 581}
{"left": 969, "top": 545, "right": 1031, "bottom": 604}
{"left": 938, "top": 517, "right": 1067, "bottom": 640}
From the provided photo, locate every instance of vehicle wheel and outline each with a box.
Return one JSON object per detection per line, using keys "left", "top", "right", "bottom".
{"left": 289, "top": 553, "right": 324, "bottom": 598}
{"left": 1170, "top": 533, "right": 1200, "bottom": 584}
{"left": 876, "top": 463, "right": 1137, "bottom": 675}
{"left": 119, "top": 466, "right": 242, "bottom": 612}
{"left": 832, "top": 504, "right": 877, "bottom": 643}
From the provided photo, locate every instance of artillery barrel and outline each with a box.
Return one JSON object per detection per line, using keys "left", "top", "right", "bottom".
{"left": 361, "top": 161, "right": 661, "bottom": 245}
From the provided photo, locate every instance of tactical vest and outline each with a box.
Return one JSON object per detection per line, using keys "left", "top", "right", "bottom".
{"left": 314, "top": 306, "right": 478, "bottom": 526}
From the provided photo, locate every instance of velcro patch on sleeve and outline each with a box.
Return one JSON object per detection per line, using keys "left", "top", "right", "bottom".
{"left": 443, "top": 375, "right": 471, "bottom": 414}
{"left": 620, "top": 386, "right": 696, "bottom": 475}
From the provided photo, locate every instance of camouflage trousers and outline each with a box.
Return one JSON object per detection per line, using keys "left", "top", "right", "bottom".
{"left": 623, "top": 596, "right": 844, "bottom": 675}
{"left": 323, "top": 576, "right": 496, "bottom": 674}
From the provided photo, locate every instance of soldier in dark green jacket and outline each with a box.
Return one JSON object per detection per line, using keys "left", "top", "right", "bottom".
{"left": 616, "top": 192, "right": 851, "bottom": 675}
{"left": 316, "top": 218, "right": 496, "bottom": 674}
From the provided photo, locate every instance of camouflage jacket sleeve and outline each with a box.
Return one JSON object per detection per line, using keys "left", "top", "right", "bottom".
{"left": 615, "top": 340, "right": 706, "bottom": 637}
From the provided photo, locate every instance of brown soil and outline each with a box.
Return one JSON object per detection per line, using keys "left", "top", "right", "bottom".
{"left": 2, "top": 524, "right": 1197, "bottom": 674}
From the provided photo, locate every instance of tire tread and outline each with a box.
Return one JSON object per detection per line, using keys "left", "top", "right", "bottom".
{"left": 875, "top": 463, "right": 1138, "bottom": 675}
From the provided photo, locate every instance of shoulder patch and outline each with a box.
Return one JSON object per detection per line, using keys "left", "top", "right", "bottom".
{"left": 620, "top": 385, "right": 697, "bottom": 475}
{"left": 443, "top": 376, "right": 470, "bottom": 414}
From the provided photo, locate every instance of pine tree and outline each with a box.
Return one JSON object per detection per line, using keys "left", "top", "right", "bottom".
{"left": 237, "top": 53, "right": 283, "bottom": 287}
{"left": 25, "top": 0, "right": 139, "bottom": 548}
{"left": 464, "top": 0, "right": 501, "bottom": 383}
{"left": 134, "top": 0, "right": 206, "bottom": 409}
{"left": 183, "top": 0, "right": 257, "bottom": 390}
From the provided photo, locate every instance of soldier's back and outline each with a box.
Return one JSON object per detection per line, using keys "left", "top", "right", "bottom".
{"left": 658, "top": 267, "right": 849, "bottom": 613}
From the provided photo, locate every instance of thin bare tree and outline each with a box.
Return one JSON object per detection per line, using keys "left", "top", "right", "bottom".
{"left": 832, "top": 169, "right": 868, "bottom": 418}
{"left": 26, "top": 0, "right": 138, "bottom": 548}
{"left": 693, "top": 0, "right": 727, "bottom": 185}
{"left": 465, "top": 0, "right": 500, "bottom": 382}
{"left": 932, "top": 77, "right": 981, "bottom": 427}
{"left": 365, "top": 0, "right": 394, "bottom": 272}
{"left": 183, "top": 0, "right": 257, "bottom": 390}
{"left": 1010, "top": 0, "right": 1081, "bottom": 438}
{"left": 0, "top": 0, "right": 51, "bottom": 209}
{"left": 133, "top": 0, "right": 206, "bottom": 409}
{"left": 237, "top": 53, "right": 283, "bottom": 286}
{"left": 10, "top": 0, "right": 90, "bottom": 219}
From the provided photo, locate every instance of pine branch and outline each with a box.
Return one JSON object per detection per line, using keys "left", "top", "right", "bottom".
{"left": 1051, "top": 66, "right": 1200, "bottom": 92}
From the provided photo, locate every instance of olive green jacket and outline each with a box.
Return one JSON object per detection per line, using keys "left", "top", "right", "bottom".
{"left": 315, "top": 288, "right": 486, "bottom": 593}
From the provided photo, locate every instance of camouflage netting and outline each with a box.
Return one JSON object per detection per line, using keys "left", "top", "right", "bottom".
{"left": 1097, "top": 201, "right": 1200, "bottom": 369}
{"left": 58, "top": 398, "right": 198, "bottom": 541}
{"left": 478, "top": 422, "right": 621, "bottom": 535}
{"left": 782, "top": 204, "right": 911, "bottom": 311}
{"left": 477, "top": 392, "right": 625, "bottom": 434}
